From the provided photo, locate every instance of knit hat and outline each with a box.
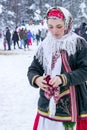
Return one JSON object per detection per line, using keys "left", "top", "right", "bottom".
{"left": 46, "top": 6, "right": 73, "bottom": 34}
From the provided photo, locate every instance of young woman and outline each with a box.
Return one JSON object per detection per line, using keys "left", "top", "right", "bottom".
{"left": 27, "top": 6, "right": 87, "bottom": 130}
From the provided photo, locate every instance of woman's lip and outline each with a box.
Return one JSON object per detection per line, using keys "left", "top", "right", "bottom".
{"left": 54, "top": 34, "right": 59, "bottom": 37}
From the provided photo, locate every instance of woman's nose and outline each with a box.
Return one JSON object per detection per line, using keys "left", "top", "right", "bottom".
{"left": 53, "top": 28, "right": 58, "bottom": 33}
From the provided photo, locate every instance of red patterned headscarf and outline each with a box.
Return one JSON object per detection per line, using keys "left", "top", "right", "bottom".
{"left": 46, "top": 7, "right": 73, "bottom": 34}
{"left": 47, "top": 8, "right": 65, "bottom": 20}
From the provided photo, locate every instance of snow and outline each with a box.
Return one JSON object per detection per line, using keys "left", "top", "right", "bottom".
{"left": 0, "top": 41, "right": 39, "bottom": 130}
{"left": 0, "top": 4, "right": 2, "bottom": 14}
{"left": 80, "top": 2, "right": 87, "bottom": 19}
{"left": 7, "top": 11, "right": 14, "bottom": 16}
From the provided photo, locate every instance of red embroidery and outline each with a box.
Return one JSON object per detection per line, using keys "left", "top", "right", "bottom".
{"left": 51, "top": 52, "right": 60, "bottom": 70}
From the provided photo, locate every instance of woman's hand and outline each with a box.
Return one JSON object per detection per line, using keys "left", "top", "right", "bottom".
{"left": 35, "top": 76, "right": 49, "bottom": 91}
{"left": 49, "top": 76, "right": 62, "bottom": 88}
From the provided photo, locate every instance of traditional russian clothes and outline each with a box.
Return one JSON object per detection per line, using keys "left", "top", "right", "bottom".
{"left": 27, "top": 6, "right": 87, "bottom": 130}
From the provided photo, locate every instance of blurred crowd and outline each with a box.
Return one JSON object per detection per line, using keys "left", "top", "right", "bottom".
{"left": 0, "top": 22, "right": 87, "bottom": 51}
{"left": 1, "top": 24, "right": 48, "bottom": 51}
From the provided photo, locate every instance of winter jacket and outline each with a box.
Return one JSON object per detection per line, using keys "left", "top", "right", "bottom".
{"left": 6, "top": 30, "right": 11, "bottom": 41}
{"left": 27, "top": 37, "right": 87, "bottom": 122}
{"left": 12, "top": 31, "right": 19, "bottom": 42}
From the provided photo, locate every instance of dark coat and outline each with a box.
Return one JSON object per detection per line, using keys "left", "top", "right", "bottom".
{"left": 12, "top": 31, "right": 19, "bottom": 42}
{"left": 6, "top": 30, "right": 11, "bottom": 41}
{"left": 27, "top": 37, "right": 87, "bottom": 121}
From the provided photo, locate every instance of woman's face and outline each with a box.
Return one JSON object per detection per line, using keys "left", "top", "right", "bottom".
{"left": 47, "top": 18, "right": 65, "bottom": 39}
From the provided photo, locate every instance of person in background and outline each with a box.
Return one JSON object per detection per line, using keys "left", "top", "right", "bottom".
{"left": 27, "top": 30, "right": 33, "bottom": 46}
{"left": 27, "top": 6, "right": 87, "bottom": 130}
{"left": 23, "top": 29, "right": 29, "bottom": 50}
{"left": 40, "top": 28, "right": 46, "bottom": 41}
{"left": 19, "top": 28, "right": 24, "bottom": 49}
{"left": 0, "top": 32, "right": 2, "bottom": 38}
{"left": 12, "top": 29, "right": 19, "bottom": 49}
{"left": 6, "top": 27, "right": 11, "bottom": 50}
{"left": 3, "top": 34, "right": 7, "bottom": 50}
{"left": 80, "top": 22, "right": 87, "bottom": 41}
{"left": 74, "top": 26, "right": 81, "bottom": 36}
{"left": 36, "top": 31, "right": 40, "bottom": 46}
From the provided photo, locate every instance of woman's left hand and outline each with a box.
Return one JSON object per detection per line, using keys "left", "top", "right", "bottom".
{"left": 49, "top": 76, "right": 62, "bottom": 88}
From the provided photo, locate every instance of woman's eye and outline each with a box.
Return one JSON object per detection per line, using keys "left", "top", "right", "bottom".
{"left": 57, "top": 26, "right": 62, "bottom": 28}
{"left": 48, "top": 26, "right": 53, "bottom": 29}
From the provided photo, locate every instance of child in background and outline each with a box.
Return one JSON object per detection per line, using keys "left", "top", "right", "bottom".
{"left": 3, "top": 35, "right": 7, "bottom": 50}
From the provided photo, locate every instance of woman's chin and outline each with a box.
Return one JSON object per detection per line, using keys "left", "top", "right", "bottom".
{"left": 54, "top": 35, "right": 61, "bottom": 39}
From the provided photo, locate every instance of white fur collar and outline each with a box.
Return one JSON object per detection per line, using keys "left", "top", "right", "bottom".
{"left": 35, "top": 31, "right": 81, "bottom": 75}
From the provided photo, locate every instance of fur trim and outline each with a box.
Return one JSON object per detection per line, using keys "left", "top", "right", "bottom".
{"left": 35, "top": 31, "right": 81, "bottom": 75}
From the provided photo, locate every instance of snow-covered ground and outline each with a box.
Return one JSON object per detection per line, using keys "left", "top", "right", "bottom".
{"left": 0, "top": 37, "right": 77, "bottom": 130}
{"left": 0, "top": 39, "right": 39, "bottom": 130}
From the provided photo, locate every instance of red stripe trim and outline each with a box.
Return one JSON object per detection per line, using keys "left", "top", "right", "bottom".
{"left": 61, "top": 51, "right": 77, "bottom": 122}
{"left": 63, "top": 52, "right": 75, "bottom": 121}
{"left": 33, "top": 113, "right": 40, "bottom": 130}
{"left": 64, "top": 52, "right": 77, "bottom": 121}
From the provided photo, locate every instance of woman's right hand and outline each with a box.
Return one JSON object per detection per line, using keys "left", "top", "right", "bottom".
{"left": 35, "top": 76, "right": 48, "bottom": 91}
